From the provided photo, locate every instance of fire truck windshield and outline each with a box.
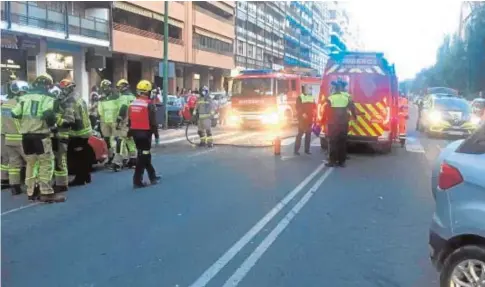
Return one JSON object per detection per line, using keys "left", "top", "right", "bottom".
{"left": 232, "top": 78, "right": 274, "bottom": 97}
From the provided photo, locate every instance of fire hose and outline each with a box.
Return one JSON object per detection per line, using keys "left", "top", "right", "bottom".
{"left": 184, "top": 120, "right": 297, "bottom": 149}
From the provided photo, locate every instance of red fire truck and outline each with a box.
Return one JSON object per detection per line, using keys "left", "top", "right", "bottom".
{"left": 317, "top": 51, "right": 400, "bottom": 153}
{"left": 229, "top": 69, "right": 321, "bottom": 128}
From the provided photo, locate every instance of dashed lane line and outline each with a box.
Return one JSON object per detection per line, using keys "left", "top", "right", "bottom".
{"left": 188, "top": 162, "right": 328, "bottom": 287}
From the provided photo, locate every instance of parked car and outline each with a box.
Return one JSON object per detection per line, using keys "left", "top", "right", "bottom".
{"left": 166, "top": 95, "right": 184, "bottom": 127}
{"left": 429, "top": 122, "right": 485, "bottom": 286}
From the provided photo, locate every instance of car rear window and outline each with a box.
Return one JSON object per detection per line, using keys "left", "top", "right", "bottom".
{"left": 434, "top": 98, "right": 470, "bottom": 112}
{"left": 456, "top": 123, "right": 485, "bottom": 154}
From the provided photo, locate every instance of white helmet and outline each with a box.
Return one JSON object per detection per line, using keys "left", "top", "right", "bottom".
{"left": 49, "top": 86, "right": 62, "bottom": 98}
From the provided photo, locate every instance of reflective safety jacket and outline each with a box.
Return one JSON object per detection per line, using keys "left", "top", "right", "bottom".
{"left": 98, "top": 93, "right": 120, "bottom": 124}
{"left": 399, "top": 97, "right": 408, "bottom": 116}
{"left": 296, "top": 93, "right": 316, "bottom": 121}
{"left": 128, "top": 97, "right": 158, "bottom": 135}
{"left": 117, "top": 91, "right": 136, "bottom": 123}
{"left": 55, "top": 95, "right": 76, "bottom": 139}
{"left": 1, "top": 96, "right": 22, "bottom": 145}
{"left": 70, "top": 98, "right": 92, "bottom": 138}
{"left": 194, "top": 96, "right": 214, "bottom": 119}
{"left": 324, "top": 92, "right": 358, "bottom": 135}
{"left": 12, "top": 91, "right": 56, "bottom": 135}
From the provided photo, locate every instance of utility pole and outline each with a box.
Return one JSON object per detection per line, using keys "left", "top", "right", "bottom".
{"left": 163, "top": 1, "right": 169, "bottom": 129}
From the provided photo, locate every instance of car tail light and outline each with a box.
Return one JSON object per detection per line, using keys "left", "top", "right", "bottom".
{"left": 438, "top": 163, "right": 463, "bottom": 190}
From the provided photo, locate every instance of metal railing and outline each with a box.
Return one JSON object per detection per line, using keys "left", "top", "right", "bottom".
{"left": 285, "top": 27, "right": 300, "bottom": 40}
{"left": 7, "top": 1, "right": 109, "bottom": 40}
{"left": 113, "top": 23, "right": 184, "bottom": 45}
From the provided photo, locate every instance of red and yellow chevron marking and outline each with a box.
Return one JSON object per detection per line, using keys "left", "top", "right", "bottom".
{"left": 348, "top": 102, "right": 387, "bottom": 137}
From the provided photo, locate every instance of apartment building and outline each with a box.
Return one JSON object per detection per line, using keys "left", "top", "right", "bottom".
{"left": 110, "top": 1, "right": 235, "bottom": 93}
{"left": 1, "top": 1, "right": 110, "bottom": 103}
{"left": 234, "top": 1, "right": 285, "bottom": 71}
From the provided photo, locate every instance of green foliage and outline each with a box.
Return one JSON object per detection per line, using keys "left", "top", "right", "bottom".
{"left": 403, "top": 5, "right": 485, "bottom": 99}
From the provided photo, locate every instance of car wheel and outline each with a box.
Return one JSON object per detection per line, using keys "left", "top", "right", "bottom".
{"left": 320, "top": 137, "right": 328, "bottom": 150}
{"left": 440, "top": 245, "right": 485, "bottom": 287}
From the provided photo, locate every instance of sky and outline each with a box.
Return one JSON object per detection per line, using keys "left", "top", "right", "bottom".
{"left": 345, "top": 1, "right": 462, "bottom": 80}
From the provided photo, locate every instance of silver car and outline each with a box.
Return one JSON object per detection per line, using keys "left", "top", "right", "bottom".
{"left": 429, "top": 122, "right": 485, "bottom": 286}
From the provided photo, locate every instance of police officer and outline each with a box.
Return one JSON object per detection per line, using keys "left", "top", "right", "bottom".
{"left": 115, "top": 79, "right": 137, "bottom": 169}
{"left": 1, "top": 80, "right": 29, "bottom": 195}
{"left": 324, "top": 79, "right": 359, "bottom": 168}
{"left": 52, "top": 79, "right": 76, "bottom": 193}
{"left": 128, "top": 80, "right": 160, "bottom": 188}
{"left": 193, "top": 86, "right": 214, "bottom": 147}
{"left": 12, "top": 74, "right": 65, "bottom": 202}
{"left": 294, "top": 85, "right": 316, "bottom": 155}
{"left": 98, "top": 79, "right": 120, "bottom": 169}
{"left": 65, "top": 81, "right": 93, "bottom": 186}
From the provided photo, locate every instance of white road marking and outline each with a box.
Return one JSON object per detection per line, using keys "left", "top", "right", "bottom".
{"left": 222, "top": 168, "right": 334, "bottom": 287}
{"left": 188, "top": 162, "right": 328, "bottom": 287}
{"left": 405, "top": 136, "right": 425, "bottom": 153}
{"left": 1, "top": 202, "right": 40, "bottom": 216}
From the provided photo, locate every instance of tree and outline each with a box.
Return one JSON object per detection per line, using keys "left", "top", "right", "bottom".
{"left": 403, "top": 4, "right": 485, "bottom": 99}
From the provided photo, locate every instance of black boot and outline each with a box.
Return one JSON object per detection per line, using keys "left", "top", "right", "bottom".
{"left": 133, "top": 182, "right": 148, "bottom": 189}
{"left": 198, "top": 141, "right": 206, "bottom": 147}
{"left": 39, "top": 193, "right": 66, "bottom": 203}
{"left": 325, "top": 162, "right": 336, "bottom": 167}
{"left": 10, "top": 184, "right": 22, "bottom": 195}
{"left": 150, "top": 175, "right": 161, "bottom": 185}
{"left": 54, "top": 185, "right": 68, "bottom": 193}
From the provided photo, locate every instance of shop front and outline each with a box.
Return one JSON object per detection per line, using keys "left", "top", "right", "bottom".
{"left": 46, "top": 52, "right": 74, "bottom": 83}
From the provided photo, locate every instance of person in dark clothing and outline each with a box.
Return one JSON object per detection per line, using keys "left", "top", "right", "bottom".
{"left": 294, "top": 85, "right": 316, "bottom": 155}
{"left": 128, "top": 80, "right": 161, "bottom": 188}
{"left": 416, "top": 97, "right": 424, "bottom": 131}
{"left": 324, "top": 80, "right": 359, "bottom": 167}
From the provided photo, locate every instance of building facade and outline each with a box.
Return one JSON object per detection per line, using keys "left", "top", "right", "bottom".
{"left": 234, "top": 2, "right": 285, "bottom": 71}
{"left": 1, "top": 1, "right": 110, "bottom": 103}
{"left": 110, "top": 1, "right": 235, "bottom": 94}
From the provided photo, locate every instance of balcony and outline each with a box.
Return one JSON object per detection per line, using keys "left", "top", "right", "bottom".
{"left": 285, "top": 27, "right": 300, "bottom": 41}
{"left": 4, "top": 1, "right": 109, "bottom": 43}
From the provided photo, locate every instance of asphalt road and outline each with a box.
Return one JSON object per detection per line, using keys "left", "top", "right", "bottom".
{"left": 2, "top": 105, "right": 457, "bottom": 287}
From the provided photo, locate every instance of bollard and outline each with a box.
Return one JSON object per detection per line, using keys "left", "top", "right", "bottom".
{"left": 274, "top": 136, "right": 281, "bottom": 156}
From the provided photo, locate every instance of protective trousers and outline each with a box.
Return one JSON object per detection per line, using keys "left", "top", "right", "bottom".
{"left": 4, "top": 145, "right": 26, "bottom": 185}
{"left": 1, "top": 135, "right": 9, "bottom": 182}
{"left": 294, "top": 122, "right": 312, "bottom": 153}
{"left": 52, "top": 139, "right": 68, "bottom": 187}
{"left": 328, "top": 131, "right": 348, "bottom": 165}
{"left": 68, "top": 137, "right": 91, "bottom": 184}
{"left": 22, "top": 136, "right": 54, "bottom": 196}
{"left": 100, "top": 122, "right": 116, "bottom": 160}
{"left": 398, "top": 115, "right": 407, "bottom": 140}
{"left": 132, "top": 131, "right": 157, "bottom": 185}
{"left": 197, "top": 118, "right": 213, "bottom": 146}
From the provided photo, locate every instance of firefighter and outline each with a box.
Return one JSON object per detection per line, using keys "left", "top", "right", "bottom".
{"left": 193, "top": 86, "right": 214, "bottom": 147}
{"left": 52, "top": 79, "right": 76, "bottom": 193}
{"left": 128, "top": 80, "right": 160, "bottom": 188}
{"left": 398, "top": 93, "right": 409, "bottom": 147}
{"left": 98, "top": 79, "right": 121, "bottom": 169}
{"left": 12, "top": 74, "right": 65, "bottom": 203}
{"left": 115, "top": 79, "right": 137, "bottom": 169}
{"left": 294, "top": 85, "right": 316, "bottom": 155}
{"left": 65, "top": 81, "right": 93, "bottom": 186}
{"left": 324, "top": 79, "right": 359, "bottom": 168}
{"left": 1, "top": 74, "right": 18, "bottom": 186}
{"left": 1, "top": 80, "right": 29, "bottom": 195}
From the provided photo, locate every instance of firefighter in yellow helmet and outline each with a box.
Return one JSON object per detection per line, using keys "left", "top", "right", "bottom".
{"left": 193, "top": 86, "right": 215, "bottom": 147}
{"left": 128, "top": 80, "right": 160, "bottom": 188}
{"left": 1, "top": 74, "right": 19, "bottom": 187}
{"left": 1, "top": 80, "right": 28, "bottom": 195}
{"left": 97, "top": 79, "right": 121, "bottom": 169}
{"left": 11, "top": 74, "right": 65, "bottom": 203}
{"left": 114, "top": 79, "right": 137, "bottom": 169}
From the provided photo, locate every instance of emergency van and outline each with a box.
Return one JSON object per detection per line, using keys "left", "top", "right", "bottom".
{"left": 317, "top": 51, "right": 399, "bottom": 153}
{"left": 229, "top": 69, "right": 321, "bottom": 128}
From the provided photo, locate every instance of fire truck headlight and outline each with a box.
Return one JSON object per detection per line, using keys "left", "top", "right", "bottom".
{"left": 470, "top": 115, "right": 481, "bottom": 125}
{"left": 429, "top": 111, "right": 442, "bottom": 123}
{"left": 261, "top": 112, "right": 279, "bottom": 124}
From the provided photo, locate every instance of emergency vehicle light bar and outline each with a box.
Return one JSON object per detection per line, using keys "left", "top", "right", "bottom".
{"left": 239, "top": 69, "right": 276, "bottom": 75}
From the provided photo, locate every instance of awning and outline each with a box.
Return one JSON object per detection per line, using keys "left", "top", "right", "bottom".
{"left": 194, "top": 27, "right": 232, "bottom": 44}
{"left": 113, "top": 1, "right": 184, "bottom": 28}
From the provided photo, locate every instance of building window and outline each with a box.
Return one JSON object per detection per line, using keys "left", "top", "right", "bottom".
{"left": 247, "top": 43, "right": 254, "bottom": 58}
{"left": 194, "top": 33, "right": 233, "bottom": 56}
{"left": 256, "top": 47, "right": 263, "bottom": 60}
{"left": 237, "top": 40, "right": 245, "bottom": 55}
